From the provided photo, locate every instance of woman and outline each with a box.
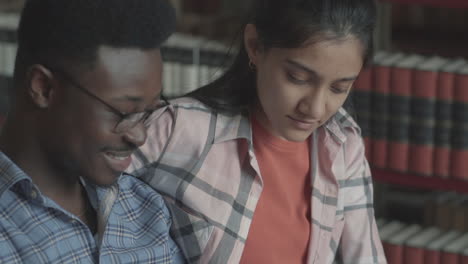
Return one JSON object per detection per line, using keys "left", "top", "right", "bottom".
{"left": 130, "top": 0, "right": 386, "bottom": 263}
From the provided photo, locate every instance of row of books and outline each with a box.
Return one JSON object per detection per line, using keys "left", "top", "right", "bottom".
{"left": 378, "top": 187, "right": 468, "bottom": 233}
{"left": 379, "top": 219, "right": 468, "bottom": 264}
{"left": 160, "top": 34, "right": 230, "bottom": 97}
{"left": 353, "top": 51, "right": 468, "bottom": 180}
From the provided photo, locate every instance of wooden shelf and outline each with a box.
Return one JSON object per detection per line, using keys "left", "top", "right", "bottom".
{"left": 380, "top": 0, "right": 468, "bottom": 8}
{"left": 391, "top": 28, "right": 468, "bottom": 58}
{"left": 372, "top": 168, "right": 468, "bottom": 193}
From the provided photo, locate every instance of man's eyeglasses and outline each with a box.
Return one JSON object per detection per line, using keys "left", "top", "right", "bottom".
{"left": 46, "top": 66, "right": 170, "bottom": 133}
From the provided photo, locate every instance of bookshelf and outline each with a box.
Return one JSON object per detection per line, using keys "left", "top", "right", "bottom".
{"left": 376, "top": 0, "right": 468, "bottom": 58}
{"left": 380, "top": 0, "right": 468, "bottom": 9}
{"left": 372, "top": 168, "right": 468, "bottom": 194}
{"left": 369, "top": 0, "right": 468, "bottom": 196}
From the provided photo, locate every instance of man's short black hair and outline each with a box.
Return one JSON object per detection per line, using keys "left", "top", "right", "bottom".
{"left": 14, "top": 0, "right": 176, "bottom": 78}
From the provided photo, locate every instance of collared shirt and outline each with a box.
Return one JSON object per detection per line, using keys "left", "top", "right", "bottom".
{"left": 0, "top": 151, "right": 185, "bottom": 264}
{"left": 130, "top": 97, "right": 387, "bottom": 264}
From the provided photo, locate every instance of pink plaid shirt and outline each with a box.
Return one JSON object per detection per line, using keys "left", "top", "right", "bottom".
{"left": 129, "top": 97, "right": 386, "bottom": 264}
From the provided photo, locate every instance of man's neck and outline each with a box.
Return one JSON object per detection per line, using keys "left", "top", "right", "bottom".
{"left": 0, "top": 119, "right": 87, "bottom": 216}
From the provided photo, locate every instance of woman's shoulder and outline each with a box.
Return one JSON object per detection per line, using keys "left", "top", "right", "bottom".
{"left": 326, "top": 107, "right": 362, "bottom": 141}
{"left": 131, "top": 97, "right": 223, "bottom": 172}
{"left": 168, "top": 97, "right": 214, "bottom": 115}
{"left": 170, "top": 97, "right": 246, "bottom": 129}
{"left": 167, "top": 96, "right": 248, "bottom": 143}
{"left": 169, "top": 97, "right": 224, "bottom": 127}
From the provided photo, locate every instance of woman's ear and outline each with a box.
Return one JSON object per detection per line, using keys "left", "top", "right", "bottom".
{"left": 26, "top": 65, "right": 56, "bottom": 109}
{"left": 244, "top": 23, "right": 262, "bottom": 67}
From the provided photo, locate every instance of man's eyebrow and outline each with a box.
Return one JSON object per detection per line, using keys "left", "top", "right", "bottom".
{"left": 286, "top": 59, "right": 359, "bottom": 82}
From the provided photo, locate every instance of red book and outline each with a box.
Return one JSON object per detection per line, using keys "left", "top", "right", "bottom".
{"left": 383, "top": 224, "right": 422, "bottom": 264}
{"left": 353, "top": 66, "right": 373, "bottom": 161}
{"left": 408, "top": 57, "right": 447, "bottom": 176}
{"left": 451, "top": 64, "right": 468, "bottom": 180}
{"left": 371, "top": 52, "right": 405, "bottom": 169}
{"left": 425, "top": 230, "right": 461, "bottom": 264}
{"left": 434, "top": 59, "right": 467, "bottom": 178}
{"left": 388, "top": 54, "right": 426, "bottom": 173}
{"left": 461, "top": 247, "right": 468, "bottom": 264}
{"left": 441, "top": 233, "right": 468, "bottom": 264}
{"left": 379, "top": 220, "right": 406, "bottom": 253}
{"left": 404, "top": 227, "right": 442, "bottom": 264}
{"left": 441, "top": 252, "right": 460, "bottom": 264}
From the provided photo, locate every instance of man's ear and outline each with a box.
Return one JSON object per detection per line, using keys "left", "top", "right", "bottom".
{"left": 244, "top": 23, "right": 263, "bottom": 67}
{"left": 26, "top": 65, "right": 56, "bottom": 109}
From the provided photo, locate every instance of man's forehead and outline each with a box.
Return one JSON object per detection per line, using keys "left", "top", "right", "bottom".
{"left": 96, "top": 46, "right": 161, "bottom": 70}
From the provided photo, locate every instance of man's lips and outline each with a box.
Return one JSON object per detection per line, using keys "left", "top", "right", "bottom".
{"left": 103, "top": 150, "right": 135, "bottom": 172}
{"left": 105, "top": 151, "right": 132, "bottom": 160}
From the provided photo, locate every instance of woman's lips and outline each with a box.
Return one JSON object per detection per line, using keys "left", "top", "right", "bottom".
{"left": 287, "top": 116, "right": 318, "bottom": 130}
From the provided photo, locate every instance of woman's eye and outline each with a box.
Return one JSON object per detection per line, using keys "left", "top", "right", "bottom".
{"left": 330, "top": 86, "right": 348, "bottom": 94}
{"left": 287, "top": 72, "right": 308, "bottom": 84}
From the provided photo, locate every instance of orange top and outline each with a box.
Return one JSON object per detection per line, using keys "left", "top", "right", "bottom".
{"left": 240, "top": 117, "right": 312, "bottom": 264}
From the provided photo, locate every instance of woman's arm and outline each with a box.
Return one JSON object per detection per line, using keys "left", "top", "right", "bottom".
{"left": 339, "top": 131, "right": 387, "bottom": 264}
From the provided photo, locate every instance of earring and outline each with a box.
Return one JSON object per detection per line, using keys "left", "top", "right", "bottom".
{"left": 248, "top": 60, "right": 256, "bottom": 71}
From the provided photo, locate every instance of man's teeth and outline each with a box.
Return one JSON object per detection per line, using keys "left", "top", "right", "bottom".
{"left": 107, "top": 153, "right": 129, "bottom": 160}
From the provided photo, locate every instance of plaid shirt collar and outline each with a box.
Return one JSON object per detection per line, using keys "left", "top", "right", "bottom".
{"left": 211, "top": 106, "right": 358, "bottom": 146}
{"left": 0, "top": 151, "right": 34, "bottom": 199}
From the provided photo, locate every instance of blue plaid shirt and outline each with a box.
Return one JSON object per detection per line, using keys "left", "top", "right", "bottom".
{"left": 0, "top": 151, "right": 185, "bottom": 263}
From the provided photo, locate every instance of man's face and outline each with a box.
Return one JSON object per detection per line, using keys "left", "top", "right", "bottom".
{"left": 41, "top": 46, "right": 163, "bottom": 186}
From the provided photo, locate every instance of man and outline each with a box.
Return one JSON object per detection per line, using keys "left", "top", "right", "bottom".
{"left": 0, "top": 0, "right": 184, "bottom": 263}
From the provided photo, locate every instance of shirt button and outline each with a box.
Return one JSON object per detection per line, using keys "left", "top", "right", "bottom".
{"left": 30, "top": 190, "right": 38, "bottom": 199}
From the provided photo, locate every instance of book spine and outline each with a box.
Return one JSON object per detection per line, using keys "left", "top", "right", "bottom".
{"left": 450, "top": 72, "right": 468, "bottom": 180}
{"left": 409, "top": 69, "right": 438, "bottom": 176}
{"left": 403, "top": 246, "right": 424, "bottom": 264}
{"left": 0, "top": 26, "right": 16, "bottom": 121}
{"left": 383, "top": 242, "right": 403, "bottom": 264}
{"left": 440, "top": 251, "right": 460, "bottom": 264}
{"left": 353, "top": 67, "right": 373, "bottom": 160}
{"left": 424, "top": 250, "right": 441, "bottom": 264}
{"left": 161, "top": 47, "right": 174, "bottom": 97}
{"left": 388, "top": 66, "right": 413, "bottom": 172}
{"left": 461, "top": 255, "right": 468, "bottom": 264}
{"left": 371, "top": 65, "right": 392, "bottom": 168}
{"left": 434, "top": 71, "right": 455, "bottom": 178}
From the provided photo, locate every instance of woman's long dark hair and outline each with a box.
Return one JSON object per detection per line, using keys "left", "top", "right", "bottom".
{"left": 188, "top": 0, "right": 377, "bottom": 115}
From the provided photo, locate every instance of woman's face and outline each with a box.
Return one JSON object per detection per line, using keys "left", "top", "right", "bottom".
{"left": 245, "top": 25, "right": 365, "bottom": 142}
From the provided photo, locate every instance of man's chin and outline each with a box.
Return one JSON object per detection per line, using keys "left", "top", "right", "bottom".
{"left": 84, "top": 171, "right": 121, "bottom": 187}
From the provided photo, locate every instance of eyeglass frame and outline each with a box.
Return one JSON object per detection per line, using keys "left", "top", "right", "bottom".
{"left": 43, "top": 64, "right": 170, "bottom": 133}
